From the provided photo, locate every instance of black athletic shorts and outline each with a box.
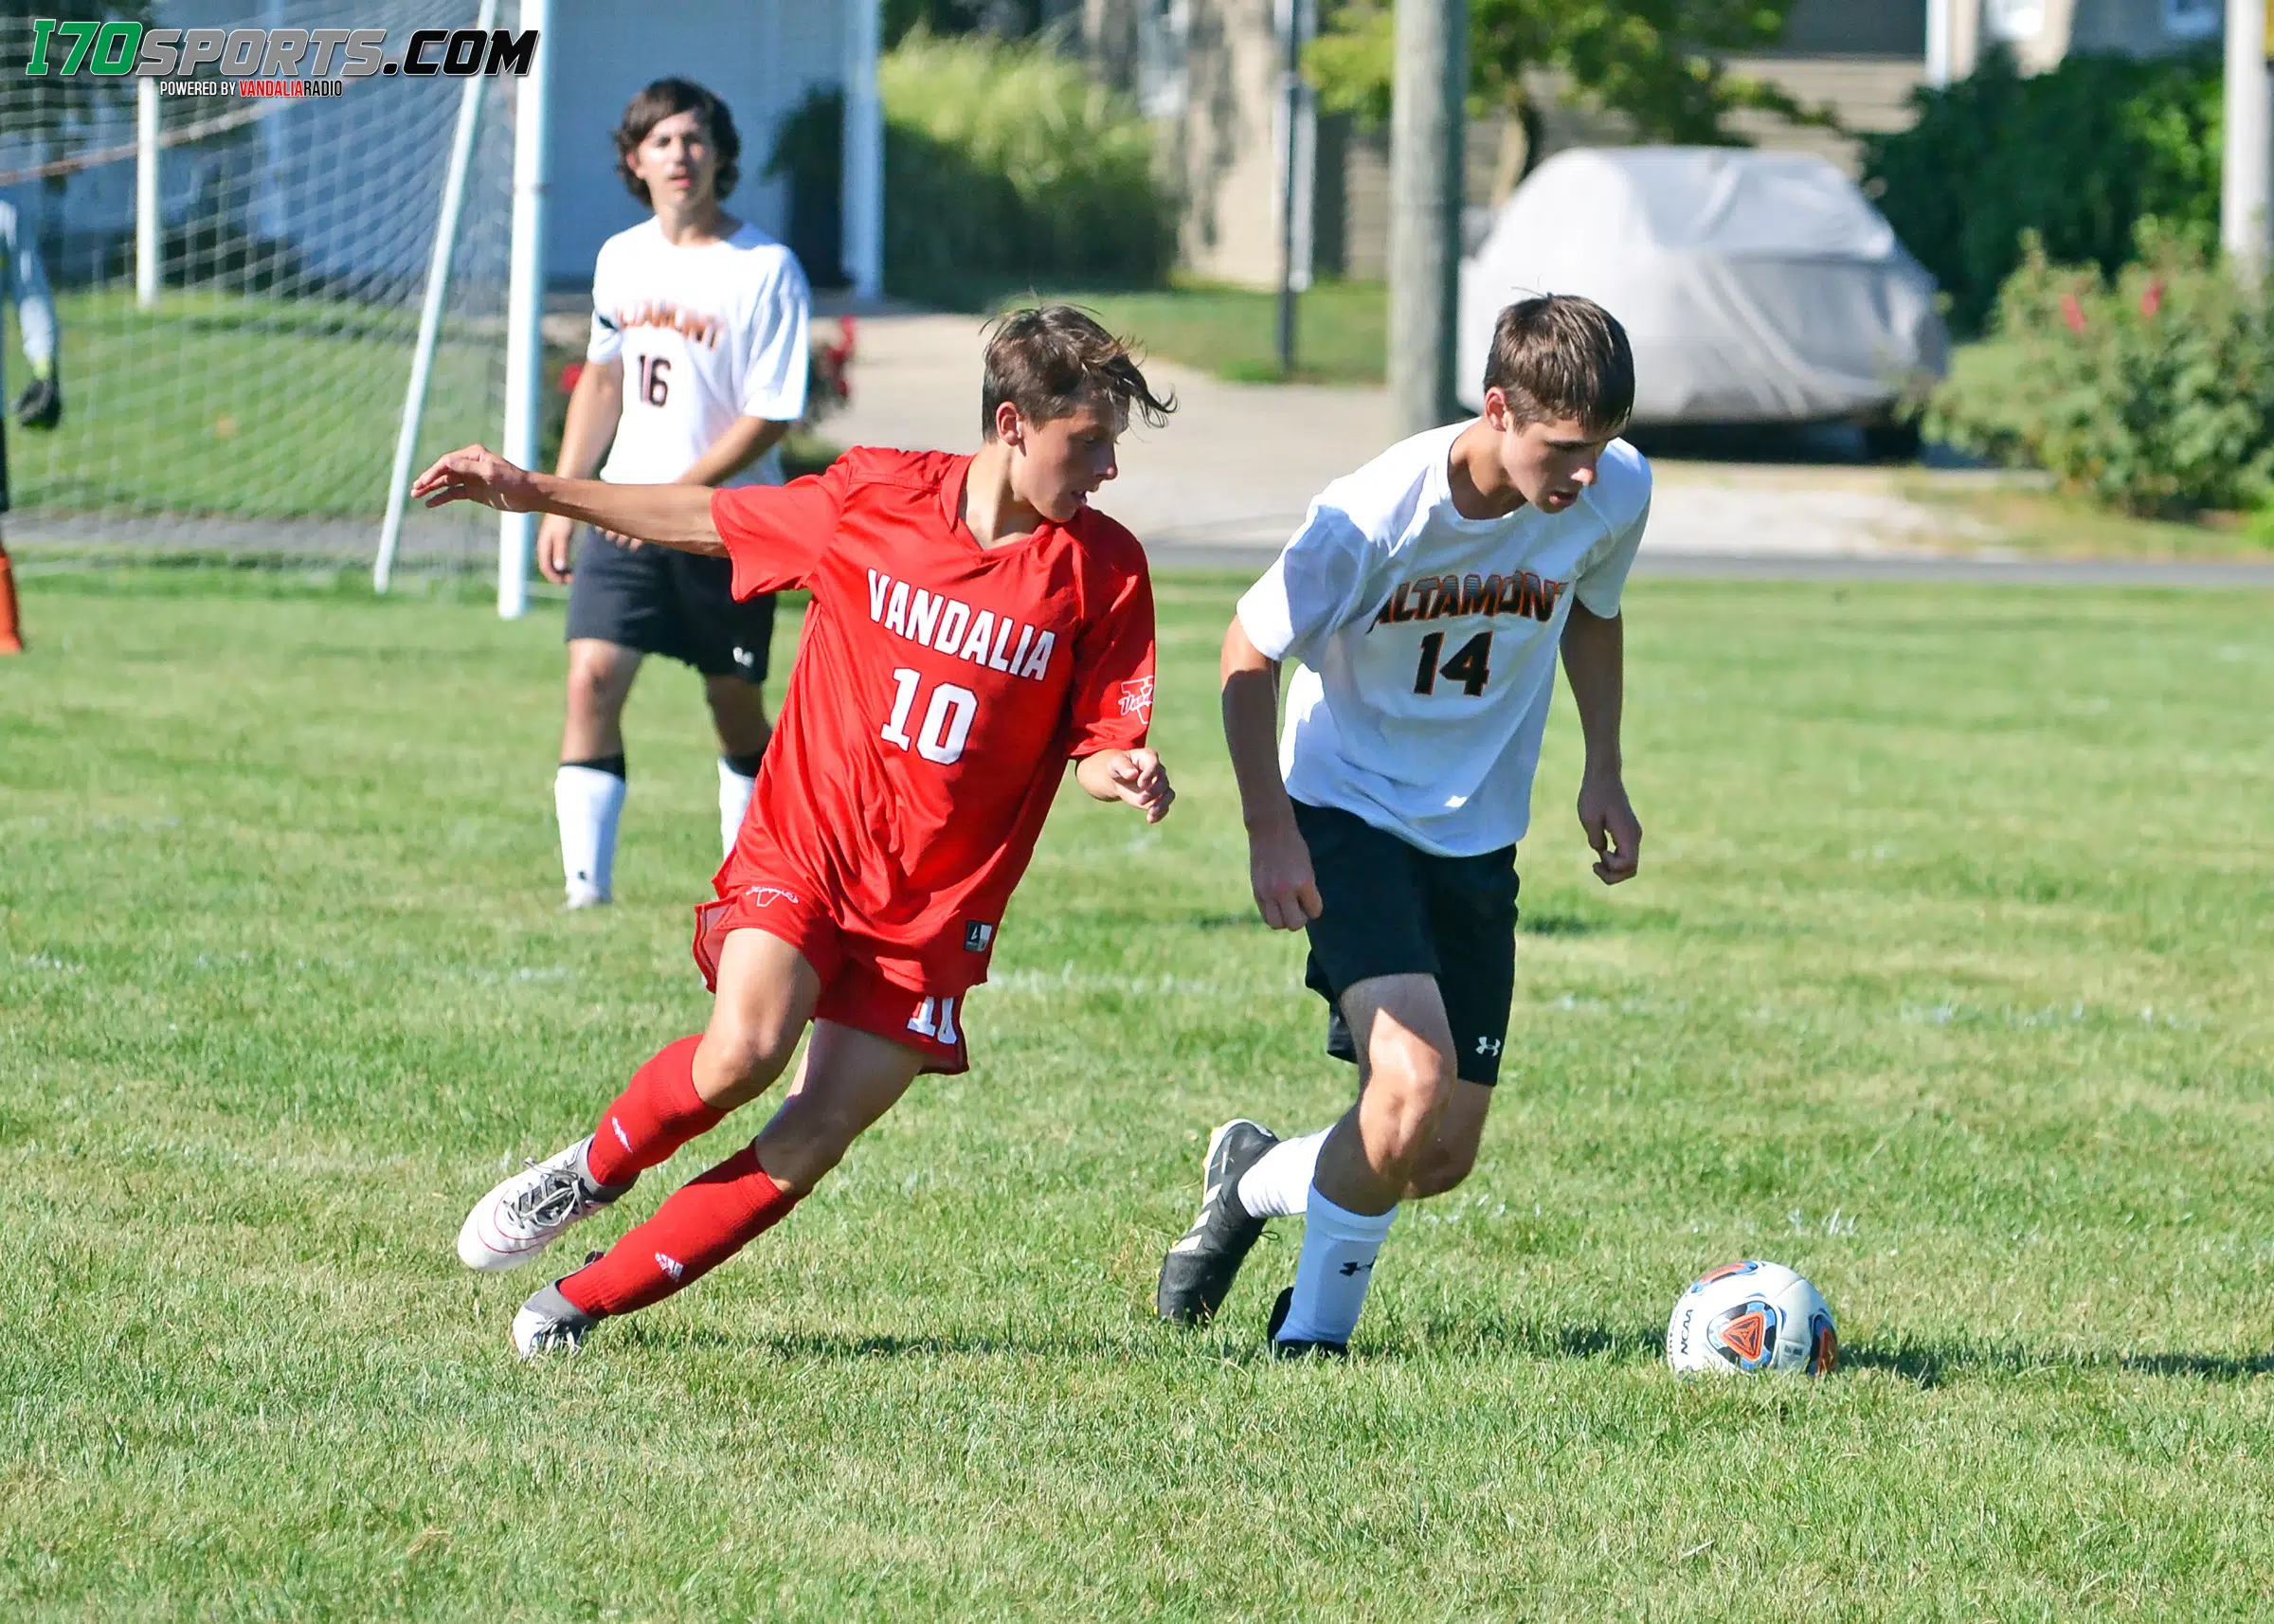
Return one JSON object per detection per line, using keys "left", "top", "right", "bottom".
{"left": 1293, "top": 798, "right": 1519, "bottom": 1087}
{"left": 0, "top": 419, "right": 12, "bottom": 514}
{"left": 564, "top": 526, "right": 774, "bottom": 681}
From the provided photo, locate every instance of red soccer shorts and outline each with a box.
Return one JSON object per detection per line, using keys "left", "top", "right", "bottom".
{"left": 693, "top": 877, "right": 972, "bottom": 1074}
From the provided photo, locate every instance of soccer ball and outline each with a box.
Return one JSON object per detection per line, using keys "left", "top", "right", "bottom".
{"left": 1665, "top": 1260, "right": 1837, "bottom": 1375}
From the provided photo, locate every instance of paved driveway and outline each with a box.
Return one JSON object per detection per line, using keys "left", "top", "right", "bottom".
{"left": 821, "top": 312, "right": 2273, "bottom": 588}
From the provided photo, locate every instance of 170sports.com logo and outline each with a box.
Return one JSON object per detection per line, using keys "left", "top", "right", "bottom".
{"left": 21, "top": 20, "right": 538, "bottom": 81}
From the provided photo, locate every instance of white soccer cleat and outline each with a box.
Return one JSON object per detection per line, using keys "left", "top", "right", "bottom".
{"left": 512, "top": 1281, "right": 600, "bottom": 1358}
{"left": 457, "top": 1138, "right": 623, "bottom": 1272}
{"left": 563, "top": 883, "right": 611, "bottom": 911}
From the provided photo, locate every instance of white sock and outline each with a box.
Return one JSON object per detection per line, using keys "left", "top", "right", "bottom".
{"left": 717, "top": 757, "right": 757, "bottom": 857}
{"left": 1276, "top": 1187, "right": 1396, "bottom": 1346}
{"left": 554, "top": 764, "right": 625, "bottom": 903}
{"left": 1238, "top": 1128, "right": 1330, "bottom": 1219}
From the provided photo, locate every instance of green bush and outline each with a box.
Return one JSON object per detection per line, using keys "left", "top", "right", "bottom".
{"left": 1862, "top": 49, "right": 2221, "bottom": 334}
{"left": 768, "top": 32, "right": 1177, "bottom": 308}
{"left": 1926, "top": 228, "right": 2274, "bottom": 517}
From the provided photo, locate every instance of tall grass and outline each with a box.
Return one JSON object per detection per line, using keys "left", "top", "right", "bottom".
{"left": 773, "top": 33, "right": 1178, "bottom": 309}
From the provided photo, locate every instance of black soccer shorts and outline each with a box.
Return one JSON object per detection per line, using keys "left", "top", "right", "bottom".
{"left": 564, "top": 526, "right": 775, "bottom": 682}
{"left": 1291, "top": 798, "right": 1519, "bottom": 1087}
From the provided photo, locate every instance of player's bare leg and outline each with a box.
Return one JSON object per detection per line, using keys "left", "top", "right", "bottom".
{"left": 744, "top": 1020, "right": 924, "bottom": 1193}
{"left": 0, "top": 528, "right": 23, "bottom": 655}
{"left": 1405, "top": 1078, "right": 1491, "bottom": 1200}
{"left": 1267, "top": 974, "right": 1459, "bottom": 1355}
{"left": 458, "top": 928, "right": 819, "bottom": 1273}
{"left": 562, "top": 637, "right": 642, "bottom": 759}
{"left": 1316, "top": 976, "right": 1461, "bottom": 1209}
{"left": 555, "top": 638, "right": 642, "bottom": 905}
{"left": 685, "top": 926, "right": 823, "bottom": 1112}
{"left": 704, "top": 673, "right": 772, "bottom": 857}
{"left": 517, "top": 1012, "right": 926, "bottom": 1355}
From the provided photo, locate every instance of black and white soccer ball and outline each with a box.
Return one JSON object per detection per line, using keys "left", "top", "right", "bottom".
{"left": 1665, "top": 1259, "right": 1836, "bottom": 1375}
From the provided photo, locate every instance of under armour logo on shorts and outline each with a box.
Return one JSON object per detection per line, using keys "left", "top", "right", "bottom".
{"left": 1475, "top": 1036, "right": 1503, "bottom": 1056}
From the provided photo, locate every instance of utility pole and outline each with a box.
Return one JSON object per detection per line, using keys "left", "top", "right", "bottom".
{"left": 1274, "top": 0, "right": 1314, "bottom": 377}
{"left": 2222, "top": 0, "right": 2271, "bottom": 279}
{"left": 1924, "top": 0, "right": 1980, "bottom": 89}
{"left": 1387, "top": 0, "right": 1465, "bottom": 434}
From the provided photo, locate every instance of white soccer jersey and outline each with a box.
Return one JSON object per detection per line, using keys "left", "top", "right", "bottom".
{"left": 587, "top": 218, "right": 810, "bottom": 488}
{"left": 1236, "top": 423, "right": 1651, "bottom": 857}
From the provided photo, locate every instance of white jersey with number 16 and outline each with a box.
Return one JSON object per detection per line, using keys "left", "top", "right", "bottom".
{"left": 587, "top": 217, "right": 810, "bottom": 489}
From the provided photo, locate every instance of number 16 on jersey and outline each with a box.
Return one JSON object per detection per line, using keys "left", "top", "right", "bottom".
{"left": 880, "top": 668, "right": 978, "bottom": 765}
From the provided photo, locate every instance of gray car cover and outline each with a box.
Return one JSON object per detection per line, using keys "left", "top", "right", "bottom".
{"left": 1457, "top": 147, "right": 1948, "bottom": 424}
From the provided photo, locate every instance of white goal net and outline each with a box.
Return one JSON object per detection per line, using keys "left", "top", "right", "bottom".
{"left": 0, "top": 1, "right": 517, "bottom": 571}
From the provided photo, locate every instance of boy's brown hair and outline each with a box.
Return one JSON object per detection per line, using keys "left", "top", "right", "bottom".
{"left": 1483, "top": 295, "right": 1635, "bottom": 436}
{"left": 615, "top": 79, "right": 740, "bottom": 207}
{"left": 981, "top": 306, "right": 1176, "bottom": 441}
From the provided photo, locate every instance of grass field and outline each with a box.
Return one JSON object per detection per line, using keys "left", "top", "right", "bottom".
{"left": 1896, "top": 472, "right": 2274, "bottom": 560}
{"left": 1020, "top": 280, "right": 1388, "bottom": 387}
{"left": 5, "top": 566, "right": 2272, "bottom": 1619}
{"left": 0, "top": 290, "right": 855, "bottom": 536}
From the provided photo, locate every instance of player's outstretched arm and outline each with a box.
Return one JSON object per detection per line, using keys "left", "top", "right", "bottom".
{"left": 412, "top": 444, "right": 724, "bottom": 553}
{"left": 1222, "top": 614, "right": 1320, "bottom": 931}
{"left": 1074, "top": 748, "right": 1174, "bottom": 823}
{"left": 1561, "top": 601, "right": 1641, "bottom": 885}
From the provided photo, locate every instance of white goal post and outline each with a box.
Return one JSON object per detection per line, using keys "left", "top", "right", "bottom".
{"left": 372, "top": 0, "right": 499, "bottom": 597}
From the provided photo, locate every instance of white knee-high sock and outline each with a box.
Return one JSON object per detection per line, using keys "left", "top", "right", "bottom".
{"left": 555, "top": 765, "right": 626, "bottom": 904}
{"left": 1239, "top": 1128, "right": 1330, "bottom": 1219}
{"left": 717, "top": 757, "right": 757, "bottom": 857}
{"left": 1276, "top": 1187, "right": 1396, "bottom": 1346}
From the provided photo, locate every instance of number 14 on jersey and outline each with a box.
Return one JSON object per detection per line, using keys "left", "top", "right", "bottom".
{"left": 1414, "top": 630, "right": 1492, "bottom": 696}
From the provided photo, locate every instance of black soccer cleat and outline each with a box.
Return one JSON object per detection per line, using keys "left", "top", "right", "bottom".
{"left": 1157, "top": 1119, "right": 1279, "bottom": 1326}
{"left": 1265, "top": 1285, "right": 1349, "bottom": 1361}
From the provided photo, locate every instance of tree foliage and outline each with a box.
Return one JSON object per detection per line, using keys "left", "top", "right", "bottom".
{"left": 1861, "top": 47, "right": 2222, "bottom": 334}
{"left": 883, "top": 0, "right": 1041, "bottom": 47}
{"left": 1306, "top": 0, "right": 1828, "bottom": 183}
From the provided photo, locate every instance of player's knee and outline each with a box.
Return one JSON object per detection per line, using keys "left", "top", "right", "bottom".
{"left": 691, "top": 1017, "right": 798, "bottom": 1110}
{"left": 752, "top": 1099, "right": 865, "bottom": 1194}
{"left": 1409, "top": 1141, "right": 1479, "bottom": 1200}
{"left": 566, "top": 648, "right": 633, "bottom": 715}
{"left": 1363, "top": 1033, "right": 1458, "bottom": 1159}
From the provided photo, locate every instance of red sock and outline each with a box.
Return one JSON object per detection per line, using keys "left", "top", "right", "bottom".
{"left": 558, "top": 1145, "right": 799, "bottom": 1317}
{"left": 584, "top": 1035, "right": 724, "bottom": 1186}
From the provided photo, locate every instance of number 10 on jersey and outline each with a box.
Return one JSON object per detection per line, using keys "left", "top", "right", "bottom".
{"left": 881, "top": 669, "right": 977, "bottom": 765}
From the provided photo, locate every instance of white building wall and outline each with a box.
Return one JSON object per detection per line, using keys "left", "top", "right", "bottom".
{"left": 543, "top": 0, "right": 845, "bottom": 286}
{"left": 7, "top": 0, "right": 850, "bottom": 287}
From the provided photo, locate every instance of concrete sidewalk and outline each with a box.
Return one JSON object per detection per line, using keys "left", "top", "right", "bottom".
{"left": 824, "top": 312, "right": 2017, "bottom": 567}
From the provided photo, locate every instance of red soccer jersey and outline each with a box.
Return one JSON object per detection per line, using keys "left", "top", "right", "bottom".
{"left": 709, "top": 446, "right": 1156, "bottom": 994}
